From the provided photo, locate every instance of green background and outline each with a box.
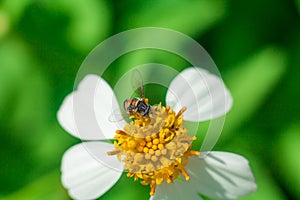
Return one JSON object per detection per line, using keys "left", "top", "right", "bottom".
{"left": 0, "top": 0, "right": 299, "bottom": 199}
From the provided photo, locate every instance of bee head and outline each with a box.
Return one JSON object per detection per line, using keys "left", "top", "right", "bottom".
{"left": 123, "top": 98, "right": 133, "bottom": 113}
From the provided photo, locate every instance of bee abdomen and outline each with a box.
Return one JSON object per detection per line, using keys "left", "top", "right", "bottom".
{"left": 137, "top": 100, "right": 151, "bottom": 117}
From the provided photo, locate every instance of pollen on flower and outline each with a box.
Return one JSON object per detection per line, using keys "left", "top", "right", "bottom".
{"left": 107, "top": 104, "right": 199, "bottom": 196}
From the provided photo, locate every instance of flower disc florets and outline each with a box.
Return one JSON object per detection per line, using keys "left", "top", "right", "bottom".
{"left": 108, "top": 104, "right": 199, "bottom": 195}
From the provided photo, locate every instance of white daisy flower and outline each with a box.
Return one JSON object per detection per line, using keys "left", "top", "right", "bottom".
{"left": 58, "top": 67, "right": 257, "bottom": 200}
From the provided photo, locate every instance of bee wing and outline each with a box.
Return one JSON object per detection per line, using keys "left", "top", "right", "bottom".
{"left": 131, "top": 69, "right": 145, "bottom": 98}
{"left": 108, "top": 108, "right": 128, "bottom": 122}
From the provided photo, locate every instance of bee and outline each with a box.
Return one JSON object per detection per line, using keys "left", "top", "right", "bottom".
{"left": 109, "top": 69, "right": 152, "bottom": 122}
{"left": 123, "top": 97, "right": 151, "bottom": 118}
{"left": 123, "top": 69, "right": 151, "bottom": 118}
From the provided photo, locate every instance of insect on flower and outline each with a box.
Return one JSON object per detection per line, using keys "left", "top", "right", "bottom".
{"left": 123, "top": 70, "right": 152, "bottom": 118}
{"left": 108, "top": 70, "right": 152, "bottom": 123}
{"left": 58, "top": 67, "right": 257, "bottom": 200}
{"left": 108, "top": 69, "right": 199, "bottom": 196}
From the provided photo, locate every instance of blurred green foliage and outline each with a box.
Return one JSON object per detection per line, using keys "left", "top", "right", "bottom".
{"left": 0, "top": 0, "right": 299, "bottom": 199}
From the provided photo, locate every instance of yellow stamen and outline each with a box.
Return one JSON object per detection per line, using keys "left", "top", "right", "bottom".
{"left": 157, "top": 143, "right": 164, "bottom": 149}
{"left": 176, "top": 106, "right": 187, "bottom": 119}
{"left": 108, "top": 104, "right": 199, "bottom": 196}
{"left": 153, "top": 138, "right": 159, "bottom": 145}
{"left": 188, "top": 150, "right": 200, "bottom": 156}
{"left": 106, "top": 150, "right": 121, "bottom": 155}
{"left": 163, "top": 173, "right": 172, "bottom": 183}
{"left": 150, "top": 180, "right": 156, "bottom": 196}
{"left": 143, "top": 147, "right": 149, "bottom": 153}
{"left": 179, "top": 168, "right": 190, "bottom": 181}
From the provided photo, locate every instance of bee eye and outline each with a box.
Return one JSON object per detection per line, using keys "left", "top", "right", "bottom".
{"left": 123, "top": 100, "right": 130, "bottom": 111}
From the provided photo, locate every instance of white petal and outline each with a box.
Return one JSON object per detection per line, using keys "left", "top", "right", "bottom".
{"left": 150, "top": 180, "right": 203, "bottom": 200}
{"left": 57, "top": 74, "right": 126, "bottom": 140}
{"left": 166, "top": 67, "right": 233, "bottom": 122}
{"left": 186, "top": 152, "right": 257, "bottom": 199}
{"left": 61, "top": 142, "right": 123, "bottom": 200}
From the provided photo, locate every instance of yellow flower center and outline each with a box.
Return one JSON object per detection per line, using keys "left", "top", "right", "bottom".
{"left": 107, "top": 104, "right": 199, "bottom": 196}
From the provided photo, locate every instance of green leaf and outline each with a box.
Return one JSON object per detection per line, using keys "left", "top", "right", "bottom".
{"left": 273, "top": 124, "right": 300, "bottom": 199}
{"left": 0, "top": 38, "right": 32, "bottom": 116}
{"left": 44, "top": 0, "right": 112, "bottom": 52}
{"left": 4, "top": 172, "right": 69, "bottom": 200}
{"left": 0, "top": 0, "right": 31, "bottom": 24}
{"left": 222, "top": 47, "right": 287, "bottom": 137}
{"left": 0, "top": 37, "right": 51, "bottom": 138}
{"left": 296, "top": 0, "right": 300, "bottom": 14}
{"left": 10, "top": 70, "right": 51, "bottom": 132}
{"left": 0, "top": 10, "right": 9, "bottom": 38}
{"left": 121, "top": 0, "right": 226, "bottom": 36}
{"left": 32, "top": 123, "right": 76, "bottom": 171}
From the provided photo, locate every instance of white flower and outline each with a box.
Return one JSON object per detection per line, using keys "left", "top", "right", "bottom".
{"left": 58, "top": 67, "right": 257, "bottom": 200}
